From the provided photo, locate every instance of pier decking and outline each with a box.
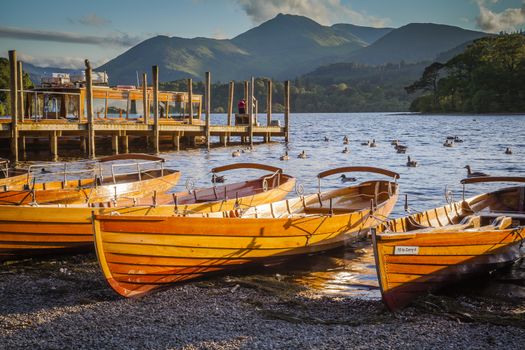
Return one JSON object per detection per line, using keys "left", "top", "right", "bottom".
{"left": 1, "top": 50, "right": 290, "bottom": 161}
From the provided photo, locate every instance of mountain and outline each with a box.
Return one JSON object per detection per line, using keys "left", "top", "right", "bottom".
{"left": 331, "top": 23, "right": 393, "bottom": 45}
{"left": 98, "top": 14, "right": 383, "bottom": 84}
{"left": 346, "top": 23, "right": 488, "bottom": 65}
{"left": 92, "top": 15, "right": 487, "bottom": 84}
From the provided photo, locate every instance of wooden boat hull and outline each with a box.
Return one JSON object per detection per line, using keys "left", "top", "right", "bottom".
{"left": 373, "top": 184, "right": 525, "bottom": 311}
{"left": 0, "top": 175, "right": 295, "bottom": 260}
{"left": 94, "top": 179, "right": 399, "bottom": 297}
{"left": 0, "top": 169, "right": 28, "bottom": 188}
{"left": 0, "top": 169, "right": 180, "bottom": 205}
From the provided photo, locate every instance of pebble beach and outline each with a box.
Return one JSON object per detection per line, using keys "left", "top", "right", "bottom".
{"left": 1, "top": 253, "right": 524, "bottom": 349}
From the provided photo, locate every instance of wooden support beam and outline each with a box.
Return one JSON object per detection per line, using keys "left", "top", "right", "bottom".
{"left": 249, "top": 77, "right": 254, "bottom": 147}
{"left": 244, "top": 81, "right": 249, "bottom": 101}
{"left": 172, "top": 134, "right": 180, "bottom": 151}
{"left": 152, "top": 65, "right": 160, "bottom": 154}
{"left": 188, "top": 78, "right": 193, "bottom": 125}
{"left": 112, "top": 134, "right": 119, "bottom": 155}
{"left": 265, "top": 79, "right": 272, "bottom": 143}
{"left": 9, "top": 50, "right": 18, "bottom": 162}
{"left": 17, "top": 61, "right": 24, "bottom": 121}
{"left": 50, "top": 131, "right": 58, "bottom": 161}
{"left": 80, "top": 136, "right": 87, "bottom": 154}
{"left": 205, "top": 71, "right": 211, "bottom": 150}
{"left": 121, "top": 135, "right": 129, "bottom": 154}
{"left": 142, "top": 73, "right": 148, "bottom": 124}
{"left": 227, "top": 81, "right": 234, "bottom": 144}
{"left": 20, "top": 136, "right": 26, "bottom": 154}
{"left": 284, "top": 80, "right": 290, "bottom": 143}
{"left": 85, "top": 59, "right": 95, "bottom": 159}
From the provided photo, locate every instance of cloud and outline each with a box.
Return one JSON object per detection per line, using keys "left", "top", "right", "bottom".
{"left": 18, "top": 53, "right": 107, "bottom": 69}
{"left": 236, "top": 0, "right": 390, "bottom": 27}
{"left": 0, "top": 26, "right": 142, "bottom": 47}
{"left": 475, "top": 0, "right": 525, "bottom": 32}
{"left": 78, "top": 13, "right": 111, "bottom": 26}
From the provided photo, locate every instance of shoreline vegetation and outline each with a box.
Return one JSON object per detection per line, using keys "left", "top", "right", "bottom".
{"left": 407, "top": 33, "right": 525, "bottom": 114}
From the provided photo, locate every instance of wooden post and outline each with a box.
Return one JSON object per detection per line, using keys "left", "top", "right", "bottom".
{"left": 284, "top": 80, "right": 290, "bottom": 143}
{"left": 249, "top": 77, "right": 254, "bottom": 147}
{"left": 244, "top": 81, "right": 249, "bottom": 102}
{"left": 172, "top": 133, "right": 180, "bottom": 151}
{"left": 142, "top": 73, "right": 148, "bottom": 124}
{"left": 50, "top": 131, "right": 58, "bottom": 161}
{"left": 266, "top": 79, "right": 272, "bottom": 143}
{"left": 205, "top": 71, "right": 211, "bottom": 150}
{"left": 112, "top": 134, "right": 119, "bottom": 154}
{"left": 85, "top": 59, "right": 95, "bottom": 159}
{"left": 226, "top": 80, "right": 234, "bottom": 145}
{"left": 188, "top": 78, "right": 193, "bottom": 125}
{"left": 9, "top": 50, "right": 18, "bottom": 162}
{"left": 152, "top": 65, "right": 160, "bottom": 154}
{"left": 80, "top": 136, "right": 87, "bottom": 154}
{"left": 17, "top": 61, "right": 24, "bottom": 121}
{"left": 20, "top": 136, "right": 26, "bottom": 154}
{"left": 122, "top": 135, "right": 129, "bottom": 153}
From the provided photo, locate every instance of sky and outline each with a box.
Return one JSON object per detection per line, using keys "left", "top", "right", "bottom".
{"left": 1, "top": 0, "right": 524, "bottom": 69}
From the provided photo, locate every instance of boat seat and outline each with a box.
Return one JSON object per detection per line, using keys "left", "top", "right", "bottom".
{"left": 490, "top": 216, "right": 513, "bottom": 230}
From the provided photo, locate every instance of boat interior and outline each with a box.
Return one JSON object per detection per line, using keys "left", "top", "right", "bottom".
{"left": 187, "top": 179, "right": 397, "bottom": 219}
{"left": 383, "top": 183, "right": 525, "bottom": 234}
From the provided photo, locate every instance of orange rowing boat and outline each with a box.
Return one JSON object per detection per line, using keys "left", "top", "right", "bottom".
{"left": 93, "top": 166, "right": 399, "bottom": 297}
{"left": 372, "top": 176, "right": 525, "bottom": 311}
{"left": 0, "top": 154, "right": 180, "bottom": 205}
{"left": 0, "top": 163, "right": 294, "bottom": 260}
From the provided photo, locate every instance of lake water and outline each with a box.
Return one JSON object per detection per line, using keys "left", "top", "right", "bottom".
{"left": 14, "top": 112, "right": 525, "bottom": 299}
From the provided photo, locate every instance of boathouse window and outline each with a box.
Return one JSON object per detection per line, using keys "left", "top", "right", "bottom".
{"left": 93, "top": 98, "right": 105, "bottom": 119}
{"left": 106, "top": 99, "right": 127, "bottom": 119}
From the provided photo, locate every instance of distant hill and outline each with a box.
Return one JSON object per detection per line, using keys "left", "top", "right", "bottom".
{"left": 331, "top": 23, "right": 393, "bottom": 45}
{"left": 346, "top": 23, "right": 488, "bottom": 65}
{"left": 98, "top": 14, "right": 390, "bottom": 84}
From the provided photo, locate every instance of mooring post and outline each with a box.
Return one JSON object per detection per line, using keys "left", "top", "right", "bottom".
{"left": 122, "top": 134, "right": 129, "bottom": 153}
{"left": 284, "top": 80, "right": 290, "bottom": 143}
{"left": 85, "top": 59, "right": 95, "bottom": 159}
{"left": 112, "top": 134, "right": 119, "bottom": 155}
{"left": 142, "top": 73, "right": 148, "bottom": 124}
{"left": 80, "top": 136, "right": 87, "bottom": 154}
{"left": 266, "top": 79, "right": 272, "bottom": 143}
{"left": 244, "top": 81, "right": 249, "bottom": 104}
{"left": 9, "top": 50, "right": 18, "bottom": 162}
{"left": 227, "top": 81, "right": 234, "bottom": 144}
{"left": 188, "top": 78, "right": 193, "bottom": 125}
{"left": 249, "top": 77, "right": 254, "bottom": 147}
{"left": 205, "top": 71, "right": 211, "bottom": 150}
{"left": 17, "top": 61, "right": 24, "bottom": 121}
{"left": 152, "top": 65, "right": 160, "bottom": 154}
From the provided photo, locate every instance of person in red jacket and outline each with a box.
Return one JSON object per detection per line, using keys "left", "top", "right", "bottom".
{"left": 238, "top": 99, "right": 246, "bottom": 114}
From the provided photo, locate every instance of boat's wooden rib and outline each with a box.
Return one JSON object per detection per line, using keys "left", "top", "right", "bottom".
{"left": 0, "top": 154, "right": 180, "bottom": 205}
{"left": 93, "top": 166, "right": 400, "bottom": 297}
{"left": 0, "top": 163, "right": 295, "bottom": 260}
{"left": 373, "top": 177, "right": 525, "bottom": 311}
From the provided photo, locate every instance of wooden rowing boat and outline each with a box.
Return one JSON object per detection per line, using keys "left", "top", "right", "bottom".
{"left": 372, "top": 176, "right": 525, "bottom": 311}
{"left": 93, "top": 166, "right": 400, "bottom": 297}
{"left": 0, "top": 154, "right": 180, "bottom": 205}
{"left": 0, "top": 163, "right": 295, "bottom": 260}
{"left": 0, "top": 158, "right": 28, "bottom": 188}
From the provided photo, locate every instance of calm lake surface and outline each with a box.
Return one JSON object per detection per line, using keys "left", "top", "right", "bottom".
{"left": 17, "top": 112, "right": 525, "bottom": 299}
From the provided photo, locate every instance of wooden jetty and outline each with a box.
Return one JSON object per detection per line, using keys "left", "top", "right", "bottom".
{"left": 0, "top": 50, "right": 290, "bottom": 161}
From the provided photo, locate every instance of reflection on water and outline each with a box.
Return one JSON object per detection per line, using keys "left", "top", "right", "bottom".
{"left": 5, "top": 112, "right": 525, "bottom": 298}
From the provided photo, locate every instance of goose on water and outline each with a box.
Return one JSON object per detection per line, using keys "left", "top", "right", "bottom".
{"left": 406, "top": 156, "right": 418, "bottom": 167}
{"left": 232, "top": 150, "right": 241, "bottom": 157}
{"left": 464, "top": 165, "right": 489, "bottom": 178}
{"left": 370, "top": 139, "right": 377, "bottom": 148}
{"left": 361, "top": 140, "right": 370, "bottom": 146}
{"left": 324, "top": 136, "right": 330, "bottom": 142}
{"left": 342, "top": 147, "right": 350, "bottom": 154}
{"left": 340, "top": 174, "right": 357, "bottom": 183}
{"left": 391, "top": 139, "right": 399, "bottom": 146}
{"left": 279, "top": 151, "right": 290, "bottom": 161}
{"left": 443, "top": 140, "right": 454, "bottom": 147}
{"left": 505, "top": 147, "right": 513, "bottom": 155}
{"left": 297, "top": 150, "right": 307, "bottom": 159}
